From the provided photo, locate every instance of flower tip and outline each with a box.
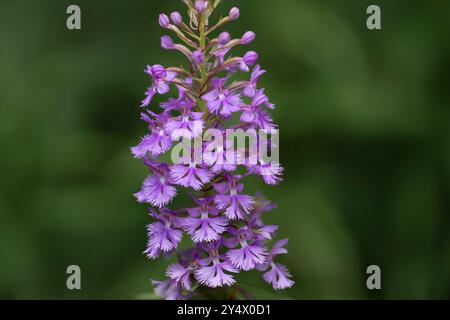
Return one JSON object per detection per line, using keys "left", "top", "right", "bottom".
{"left": 161, "top": 35, "right": 174, "bottom": 50}
{"left": 194, "top": 0, "right": 208, "bottom": 13}
{"left": 229, "top": 7, "right": 240, "bottom": 20}
{"left": 170, "top": 11, "right": 183, "bottom": 26}
{"left": 159, "top": 13, "right": 170, "bottom": 28}
{"left": 191, "top": 50, "right": 203, "bottom": 65}
{"left": 244, "top": 51, "right": 259, "bottom": 64}
{"left": 218, "top": 32, "right": 231, "bottom": 45}
{"left": 241, "top": 31, "right": 256, "bottom": 45}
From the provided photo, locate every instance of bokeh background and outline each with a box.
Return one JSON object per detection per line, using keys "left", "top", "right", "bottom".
{"left": 1, "top": 0, "right": 449, "bottom": 299}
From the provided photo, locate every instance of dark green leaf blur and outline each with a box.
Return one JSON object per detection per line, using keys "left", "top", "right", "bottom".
{"left": 0, "top": 0, "right": 449, "bottom": 299}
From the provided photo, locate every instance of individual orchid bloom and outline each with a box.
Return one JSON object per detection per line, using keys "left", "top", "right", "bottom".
{"left": 250, "top": 160, "right": 284, "bottom": 185}
{"left": 167, "top": 262, "right": 193, "bottom": 291}
{"left": 179, "top": 200, "right": 228, "bottom": 243}
{"left": 213, "top": 177, "right": 255, "bottom": 220}
{"left": 262, "top": 262, "right": 294, "bottom": 290}
{"left": 134, "top": 171, "right": 177, "bottom": 207}
{"left": 243, "top": 65, "right": 266, "bottom": 97}
{"left": 238, "top": 51, "right": 258, "bottom": 72}
{"left": 131, "top": 131, "right": 172, "bottom": 158}
{"left": 165, "top": 110, "right": 204, "bottom": 139}
{"left": 256, "top": 239, "right": 295, "bottom": 290}
{"left": 194, "top": 243, "right": 239, "bottom": 288}
{"left": 225, "top": 227, "right": 267, "bottom": 271}
{"left": 141, "top": 65, "right": 177, "bottom": 107}
{"left": 169, "top": 162, "right": 213, "bottom": 191}
{"left": 132, "top": 1, "right": 293, "bottom": 300}
{"left": 202, "top": 138, "right": 237, "bottom": 173}
{"left": 144, "top": 209, "right": 183, "bottom": 259}
{"left": 131, "top": 112, "right": 172, "bottom": 157}
{"left": 240, "top": 90, "right": 277, "bottom": 132}
{"left": 152, "top": 279, "right": 188, "bottom": 300}
{"left": 202, "top": 78, "right": 242, "bottom": 117}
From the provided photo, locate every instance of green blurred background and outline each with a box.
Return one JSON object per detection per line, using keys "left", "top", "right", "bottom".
{"left": 1, "top": 0, "right": 449, "bottom": 299}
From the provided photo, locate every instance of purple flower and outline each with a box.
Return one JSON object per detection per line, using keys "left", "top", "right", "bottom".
{"left": 239, "top": 51, "right": 258, "bottom": 72}
{"left": 243, "top": 65, "right": 266, "bottom": 97}
{"left": 218, "top": 32, "right": 231, "bottom": 45}
{"left": 134, "top": 171, "right": 177, "bottom": 207}
{"left": 144, "top": 209, "right": 182, "bottom": 259}
{"left": 240, "top": 90, "right": 276, "bottom": 132}
{"left": 257, "top": 239, "right": 294, "bottom": 289}
{"left": 202, "top": 78, "right": 242, "bottom": 117}
{"left": 225, "top": 228, "right": 267, "bottom": 270}
{"left": 141, "top": 65, "right": 177, "bottom": 107}
{"left": 179, "top": 202, "right": 228, "bottom": 243}
{"left": 170, "top": 162, "right": 213, "bottom": 190}
{"left": 213, "top": 177, "right": 254, "bottom": 220}
{"left": 263, "top": 263, "right": 294, "bottom": 290}
{"left": 252, "top": 160, "right": 283, "bottom": 185}
{"left": 203, "top": 138, "right": 237, "bottom": 173}
{"left": 194, "top": 0, "right": 208, "bottom": 13}
{"left": 152, "top": 279, "right": 188, "bottom": 300}
{"left": 167, "top": 263, "right": 192, "bottom": 291}
{"left": 194, "top": 245, "right": 238, "bottom": 288}
{"left": 165, "top": 110, "right": 204, "bottom": 139}
{"left": 131, "top": 113, "right": 172, "bottom": 157}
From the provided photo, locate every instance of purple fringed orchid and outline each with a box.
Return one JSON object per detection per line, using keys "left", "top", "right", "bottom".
{"left": 132, "top": 0, "right": 294, "bottom": 300}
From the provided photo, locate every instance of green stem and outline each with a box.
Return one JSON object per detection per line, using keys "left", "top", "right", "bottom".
{"left": 198, "top": 13, "right": 209, "bottom": 117}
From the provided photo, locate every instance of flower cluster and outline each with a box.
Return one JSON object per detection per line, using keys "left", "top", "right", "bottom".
{"left": 132, "top": 0, "right": 293, "bottom": 300}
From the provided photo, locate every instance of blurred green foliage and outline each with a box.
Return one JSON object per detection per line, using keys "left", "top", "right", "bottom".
{"left": 0, "top": 0, "right": 449, "bottom": 299}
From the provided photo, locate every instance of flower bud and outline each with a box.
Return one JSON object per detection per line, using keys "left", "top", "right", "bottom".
{"left": 194, "top": 0, "right": 208, "bottom": 13}
{"left": 241, "top": 31, "right": 256, "bottom": 45}
{"left": 229, "top": 7, "right": 240, "bottom": 20}
{"left": 218, "top": 32, "right": 231, "bottom": 45}
{"left": 159, "top": 13, "right": 170, "bottom": 28}
{"left": 161, "top": 36, "right": 174, "bottom": 50}
{"left": 243, "top": 51, "right": 258, "bottom": 65}
{"left": 170, "top": 11, "right": 183, "bottom": 26}
{"left": 191, "top": 50, "right": 203, "bottom": 64}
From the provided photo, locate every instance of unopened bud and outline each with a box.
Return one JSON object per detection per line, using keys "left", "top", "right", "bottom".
{"left": 229, "top": 7, "right": 240, "bottom": 20}
{"left": 241, "top": 31, "right": 256, "bottom": 45}
{"left": 159, "top": 13, "right": 170, "bottom": 28}
{"left": 161, "top": 36, "right": 174, "bottom": 50}
{"left": 191, "top": 50, "right": 203, "bottom": 64}
{"left": 170, "top": 11, "right": 183, "bottom": 26}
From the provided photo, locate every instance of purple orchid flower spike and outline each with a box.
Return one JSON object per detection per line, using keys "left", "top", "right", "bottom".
{"left": 132, "top": 1, "right": 294, "bottom": 300}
